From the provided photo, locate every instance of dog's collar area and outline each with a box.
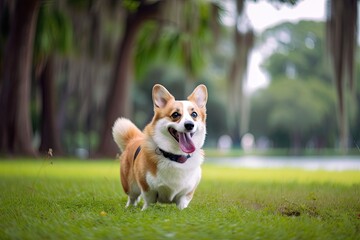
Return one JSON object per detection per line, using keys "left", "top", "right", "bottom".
{"left": 156, "top": 148, "right": 191, "bottom": 164}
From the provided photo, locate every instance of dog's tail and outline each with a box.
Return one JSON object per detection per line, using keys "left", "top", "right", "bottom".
{"left": 112, "top": 118, "right": 143, "bottom": 152}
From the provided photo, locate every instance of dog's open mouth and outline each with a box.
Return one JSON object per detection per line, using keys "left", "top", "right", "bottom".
{"left": 168, "top": 127, "right": 195, "bottom": 153}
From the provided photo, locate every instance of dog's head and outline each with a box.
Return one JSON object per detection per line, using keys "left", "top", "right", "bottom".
{"left": 150, "top": 84, "right": 207, "bottom": 155}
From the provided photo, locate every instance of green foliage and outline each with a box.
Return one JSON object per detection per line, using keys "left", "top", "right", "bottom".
{"left": 269, "top": 79, "right": 335, "bottom": 133}
{"left": 122, "top": 0, "right": 141, "bottom": 12}
{"left": 251, "top": 79, "right": 336, "bottom": 146}
{"left": 0, "top": 160, "right": 359, "bottom": 239}
{"left": 134, "top": 1, "right": 218, "bottom": 80}
{"left": 252, "top": 20, "right": 349, "bottom": 148}
{"left": 250, "top": 78, "right": 337, "bottom": 147}
{"left": 261, "top": 21, "right": 331, "bottom": 83}
{"left": 34, "top": 3, "right": 74, "bottom": 62}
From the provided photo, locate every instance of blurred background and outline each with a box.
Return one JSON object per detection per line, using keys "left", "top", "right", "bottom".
{"left": 0, "top": 0, "right": 359, "bottom": 158}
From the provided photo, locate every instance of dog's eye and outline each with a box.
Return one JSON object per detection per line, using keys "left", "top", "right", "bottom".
{"left": 171, "top": 112, "right": 181, "bottom": 119}
{"left": 191, "top": 112, "right": 198, "bottom": 118}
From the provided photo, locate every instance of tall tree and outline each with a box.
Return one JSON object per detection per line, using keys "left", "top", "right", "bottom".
{"left": 227, "top": 0, "right": 254, "bottom": 142}
{"left": 326, "top": 0, "right": 357, "bottom": 151}
{"left": 0, "top": 0, "right": 40, "bottom": 156}
{"left": 96, "top": 1, "right": 161, "bottom": 157}
{"left": 34, "top": 3, "right": 73, "bottom": 156}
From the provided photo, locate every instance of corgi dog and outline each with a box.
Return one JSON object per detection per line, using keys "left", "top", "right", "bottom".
{"left": 112, "top": 84, "right": 207, "bottom": 210}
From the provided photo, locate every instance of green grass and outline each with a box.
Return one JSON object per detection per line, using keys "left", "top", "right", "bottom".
{"left": 0, "top": 159, "right": 359, "bottom": 239}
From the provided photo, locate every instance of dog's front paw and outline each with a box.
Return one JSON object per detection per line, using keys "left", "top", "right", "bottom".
{"left": 177, "top": 202, "right": 188, "bottom": 210}
{"left": 176, "top": 197, "right": 190, "bottom": 210}
{"left": 126, "top": 195, "right": 141, "bottom": 208}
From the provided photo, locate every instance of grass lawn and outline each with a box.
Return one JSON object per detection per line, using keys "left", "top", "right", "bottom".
{"left": 0, "top": 159, "right": 359, "bottom": 239}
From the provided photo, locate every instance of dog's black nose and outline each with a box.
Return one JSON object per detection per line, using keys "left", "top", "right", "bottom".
{"left": 184, "top": 121, "right": 194, "bottom": 131}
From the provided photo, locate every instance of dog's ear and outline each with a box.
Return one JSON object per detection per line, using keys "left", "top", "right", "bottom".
{"left": 188, "top": 84, "right": 208, "bottom": 108}
{"left": 152, "top": 84, "right": 175, "bottom": 108}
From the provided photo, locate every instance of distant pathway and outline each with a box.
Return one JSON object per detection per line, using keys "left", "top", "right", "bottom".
{"left": 206, "top": 156, "right": 360, "bottom": 171}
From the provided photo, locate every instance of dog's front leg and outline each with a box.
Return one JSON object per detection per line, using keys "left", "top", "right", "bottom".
{"left": 125, "top": 194, "right": 141, "bottom": 208}
{"left": 141, "top": 190, "right": 157, "bottom": 210}
{"left": 176, "top": 194, "right": 192, "bottom": 210}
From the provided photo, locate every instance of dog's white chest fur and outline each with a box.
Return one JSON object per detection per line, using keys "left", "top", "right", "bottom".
{"left": 145, "top": 153, "right": 203, "bottom": 208}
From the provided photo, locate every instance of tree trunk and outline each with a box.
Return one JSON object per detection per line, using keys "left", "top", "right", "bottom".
{"left": 95, "top": 2, "right": 161, "bottom": 157}
{"left": 227, "top": 0, "right": 254, "bottom": 144}
{"left": 0, "top": 0, "right": 40, "bottom": 156}
{"left": 327, "top": 0, "right": 357, "bottom": 152}
{"left": 227, "top": 57, "right": 240, "bottom": 139}
{"left": 38, "top": 56, "right": 63, "bottom": 156}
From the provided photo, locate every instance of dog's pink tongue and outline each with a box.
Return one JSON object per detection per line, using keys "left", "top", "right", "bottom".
{"left": 178, "top": 132, "right": 195, "bottom": 153}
